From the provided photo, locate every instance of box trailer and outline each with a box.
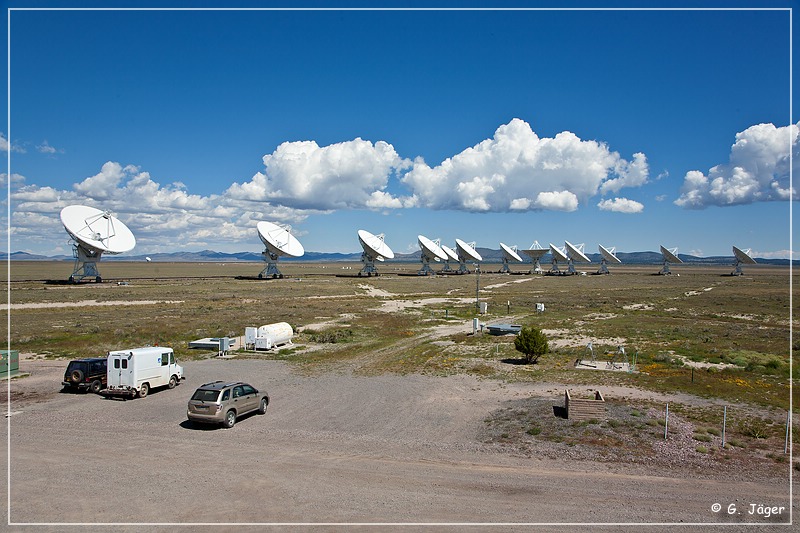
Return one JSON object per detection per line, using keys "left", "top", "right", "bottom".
{"left": 104, "top": 346, "right": 184, "bottom": 399}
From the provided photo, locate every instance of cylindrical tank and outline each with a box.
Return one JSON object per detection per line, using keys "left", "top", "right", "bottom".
{"left": 257, "top": 322, "right": 294, "bottom": 346}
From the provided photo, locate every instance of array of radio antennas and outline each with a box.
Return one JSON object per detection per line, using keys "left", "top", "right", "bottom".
{"left": 658, "top": 245, "right": 682, "bottom": 275}
{"left": 60, "top": 205, "right": 136, "bottom": 283}
{"left": 256, "top": 221, "right": 304, "bottom": 279}
{"left": 597, "top": 244, "right": 622, "bottom": 274}
{"left": 731, "top": 246, "right": 757, "bottom": 276}
{"left": 417, "top": 235, "right": 447, "bottom": 275}
{"left": 54, "top": 207, "right": 759, "bottom": 283}
{"left": 357, "top": 229, "right": 394, "bottom": 277}
{"left": 498, "top": 243, "right": 523, "bottom": 273}
{"left": 520, "top": 241, "right": 548, "bottom": 274}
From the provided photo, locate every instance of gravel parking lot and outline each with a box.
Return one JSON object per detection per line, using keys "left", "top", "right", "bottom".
{"left": 2, "top": 356, "right": 793, "bottom": 530}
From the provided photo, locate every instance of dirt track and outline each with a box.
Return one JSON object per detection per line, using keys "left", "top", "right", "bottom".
{"left": 2, "top": 357, "right": 793, "bottom": 531}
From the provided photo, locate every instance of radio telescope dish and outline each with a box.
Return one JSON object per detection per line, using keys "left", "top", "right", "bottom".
{"left": 417, "top": 235, "right": 447, "bottom": 275}
{"left": 439, "top": 244, "right": 459, "bottom": 273}
{"left": 357, "top": 229, "right": 394, "bottom": 277}
{"left": 60, "top": 205, "right": 136, "bottom": 283}
{"left": 498, "top": 243, "right": 523, "bottom": 273}
{"left": 659, "top": 245, "right": 682, "bottom": 275}
{"left": 520, "top": 241, "right": 548, "bottom": 274}
{"left": 731, "top": 245, "right": 757, "bottom": 276}
{"left": 548, "top": 243, "right": 569, "bottom": 275}
{"left": 455, "top": 238, "right": 482, "bottom": 274}
{"left": 597, "top": 244, "right": 622, "bottom": 274}
{"left": 564, "top": 241, "right": 591, "bottom": 275}
{"left": 256, "top": 221, "right": 304, "bottom": 279}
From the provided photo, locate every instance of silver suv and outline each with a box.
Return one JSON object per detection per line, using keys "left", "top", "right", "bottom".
{"left": 187, "top": 381, "right": 269, "bottom": 428}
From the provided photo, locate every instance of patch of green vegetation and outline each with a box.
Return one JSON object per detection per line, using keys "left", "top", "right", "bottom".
{"left": 692, "top": 433, "right": 713, "bottom": 442}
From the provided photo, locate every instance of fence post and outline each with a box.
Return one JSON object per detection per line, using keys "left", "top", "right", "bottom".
{"left": 722, "top": 405, "right": 727, "bottom": 448}
{"left": 664, "top": 403, "right": 669, "bottom": 440}
{"left": 785, "top": 411, "right": 790, "bottom": 455}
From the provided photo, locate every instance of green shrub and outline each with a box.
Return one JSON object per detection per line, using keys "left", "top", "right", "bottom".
{"left": 514, "top": 326, "right": 548, "bottom": 364}
{"left": 693, "top": 433, "right": 712, "bottom": 442}
{"left": 526, "top": 426, "right": 542, "bottom": 436}
{"left": 695, "top": 445, "right": 709, "bottom": 454}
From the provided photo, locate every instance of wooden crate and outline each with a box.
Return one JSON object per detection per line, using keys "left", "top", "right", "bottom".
{"left": 565, "top": 389, "right": 606, "bottom": 421}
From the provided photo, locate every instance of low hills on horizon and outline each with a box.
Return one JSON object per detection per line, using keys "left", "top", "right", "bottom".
{"left": 2, "top": 247, "right": 791, "bottom": 266}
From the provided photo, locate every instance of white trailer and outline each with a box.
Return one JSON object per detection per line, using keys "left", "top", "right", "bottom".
{"left": 104, "top": 346, "right": 184, "bottom": 399}
{"left": 249, "top": 322, "right": 293, "bottom": 351}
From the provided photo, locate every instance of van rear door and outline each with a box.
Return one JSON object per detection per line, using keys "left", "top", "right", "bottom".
{"left": 109, "top": 353, "right": 134, "bottom": 388}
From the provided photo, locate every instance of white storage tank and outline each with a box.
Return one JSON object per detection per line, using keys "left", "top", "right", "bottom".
{"left": 255, "top": 322, "right": 294, "bottom": 349}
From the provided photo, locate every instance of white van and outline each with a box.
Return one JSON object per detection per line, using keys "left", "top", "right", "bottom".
{"left": 105, "top": 346, "right": 184, "bottom": 399}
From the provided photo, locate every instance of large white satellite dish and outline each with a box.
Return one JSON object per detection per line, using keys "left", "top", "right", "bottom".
{"left": 548, "top": 243, "right": 569, "bottom": 275}
{"left": 439, "top": 244, "right": 459, "bottom": 273}
{"left": 417, "top": 235, "right": 447, "bottom": 275}
{"left": 60, "top": 205, "right": 136, "bottom": 283}
{"left": 455, "top": 238, "right": 482, "bottom": 274}
{"left": 597, "top": 244, "right": 622, "bottom": 274}
{"left": 731, "top": 245, "right": 757, "bottom": 276}
{"left": 357, "top": 229, "right": 394, "bottom": 277}
{"left": 498, "top": 243, "right": 523, "bottom": 273}
{"left": 564, "top": 240, "right": 591, "bottom": 275}
{"left": 659, "top": 245, "right": 682, "bottom": 275}
{"left": 519, "top": 241, "right": 548, "bottom": 274}
{"left": 256, "top": 221, "right": 304, "bottom": 279}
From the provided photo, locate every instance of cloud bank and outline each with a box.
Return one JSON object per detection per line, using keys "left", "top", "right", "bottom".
{"left": 7, "top": 162, "right": 320, "bottom": 253}
{"left": 402, "top": 118, "right": 648, "bottom": 212}
{"left": 227, "top": 138, "right": 413, "bottom": 210}
{"left": 675, "top": 122, "right": 799, "bottom": 208}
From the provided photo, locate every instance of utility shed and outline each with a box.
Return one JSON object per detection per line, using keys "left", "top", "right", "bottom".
{"left": 565, "top": 389, "right": 606, "bottom": 421}
{"left": 0, "top": 350, "right": 19, "bottom": 376}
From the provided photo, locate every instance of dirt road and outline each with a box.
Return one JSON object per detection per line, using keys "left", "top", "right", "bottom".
{"left": 2, "top": 357, "right": 793, "bottom": 530}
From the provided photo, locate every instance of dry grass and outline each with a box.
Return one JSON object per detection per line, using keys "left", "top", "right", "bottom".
{"left": 6, "top": 261, "right": 794, "bottom": 412}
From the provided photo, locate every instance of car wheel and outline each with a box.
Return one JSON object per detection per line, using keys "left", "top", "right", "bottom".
{"left": 138, "top": 383, "right": 149, "bottom": 398}
{"left": 89, "top": 380, "right": 102, "bottom": 394}
{"left": 168, "top": 376, "right": 177, "bottom": 389}
{"left": 224, "top": 410, "right": 236, "bottom": 428}
{"left": 70, "top": 369, "right": 84, "bottom": 383}
{"left": 258, "top": 398, "right": 268, "bottom": 414}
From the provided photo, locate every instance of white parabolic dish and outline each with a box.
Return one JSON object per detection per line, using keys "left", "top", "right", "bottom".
{"left": 499, "top": 242, "right": 523, "bottom": 262}
{"left": 418, "top": 235, "right": 448, "bottom": 261}
{"left": 455, "top": 238, "right": 482, "bottom": 261}
{"left": 564, "top": 241, "right": 591, "bottom": 263}
{"left": 732, "top": 246, "right": 757, "bottom": 264}
{"left": 660, "top": 245, "right": 682, "bottom": 264}
{"left": 549, "top": 243, "right": 569, "bottom": 262}
{"left": 520, "top": 247, "right": 549, "bottom": 260}
{"left": 358, "top": 229, "right": 394, "bottom": 259}
{"left": 598, "top": 245, "right": 622, "bottom": 264}
{"left": 441, "top": 244, "right": 459, "bottom": 262}
{"left": 257, "top": 221, "right": 304, "bottom": 258}
{"left": 60, "top": 205, "right": 136, "bottom": 254}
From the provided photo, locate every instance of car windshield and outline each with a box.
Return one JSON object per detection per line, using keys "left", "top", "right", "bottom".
{"left": 191, "top": 389, "right": 221, "bottom": 402}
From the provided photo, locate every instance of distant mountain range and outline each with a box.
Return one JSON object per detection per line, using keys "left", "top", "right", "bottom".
{"left": 1, "top": 248, "right": 791, "bottom": 265}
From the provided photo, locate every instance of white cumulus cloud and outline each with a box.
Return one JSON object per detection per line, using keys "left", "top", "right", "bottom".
{"left": 675, "top": 122, "right": 799, "bottom": 208}
{"left": 7, "top": 162, "right": 319, "bottom": 254}
{"left": 401, "top": 118, "right": 649, "bottom": 212}
{"left": 597, "top": 197, "right": 644, "bottom": 213}
{"left": 227, "top": 138, "right": 412, "bottom": 210}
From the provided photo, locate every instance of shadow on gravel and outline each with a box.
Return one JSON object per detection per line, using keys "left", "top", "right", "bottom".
{"left": 552, "top": 405, "right": 568, "bottom": 419}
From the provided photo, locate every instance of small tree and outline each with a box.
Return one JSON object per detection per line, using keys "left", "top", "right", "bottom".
{"left": 514, "top": 326, "right": 548, "bottom": 364}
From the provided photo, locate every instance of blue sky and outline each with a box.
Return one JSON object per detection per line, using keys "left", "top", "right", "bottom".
{"left": 3, "top": 3, "right": 798, "bottom": 259}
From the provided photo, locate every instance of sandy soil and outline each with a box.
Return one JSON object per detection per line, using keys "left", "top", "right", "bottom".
{"left": 1, "top": 355, "right": 793, "bottom": 531}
